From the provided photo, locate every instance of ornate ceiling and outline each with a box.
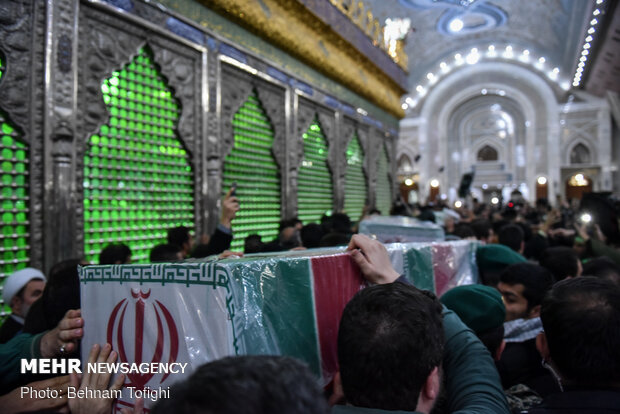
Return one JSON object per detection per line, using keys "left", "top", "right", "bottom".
{"left": 364, "top": 0, "right": 619, "bottom": 108}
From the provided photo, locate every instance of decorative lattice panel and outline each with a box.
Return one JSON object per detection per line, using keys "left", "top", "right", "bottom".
{"left": 343, "top": 134, "right": 367, "bottom": 221}
{"left": 83, "top": 48, "right": 194, "bottom": 263}
{"left": 376, "top": 145, "right": 392, "bottom": 215}
{"left": 0, "top": 54, "right": 31, "bottom": 315}
{"left": 298, "top": 118, "right": 333, "bottom": 224}
{"left": 223, "top": 91, "right": 281, "bottom": 251}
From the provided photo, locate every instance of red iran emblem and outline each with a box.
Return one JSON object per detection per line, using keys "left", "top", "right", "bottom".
{"left": 106, "top": 289, "right": 179, "bottom": 388}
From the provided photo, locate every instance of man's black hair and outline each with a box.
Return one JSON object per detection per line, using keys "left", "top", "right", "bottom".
{"left": 244, "top": 234, "right": 264, "bottom": 254}
{"left": 151, "top": 355, "right": 328, "bottom": 414}
{"left": 499, "top": 263, "right": 554, "bottom": 311}
{"left": 330, "top": 213, "right": 352, "bottom": 234}
{"left": 452, "top": 223, "right": 475, "bottom": 239}
{"left": 338, "top": 283, "right": 444, "bottom": 411}
{"left": 477, "top": 324, "right": 504, "bottom": 358}
{"left": 582, "top": 256, "right": 620, "bottom": 286}
{"left": 471, "top": 219, "right": 492, "bottom": 241}
{"left": 99, "top": 243, "right": 132, "bottom": 265}
{"left": 300, "top": 223, "right": 324, "bottom": 249}
{"left": 23, "top": 259, "right": 82, "bottom": 335}
{"left": 498, "top": 224, "right": 524, "bottom": 253}
{"left": 539, "top": 246, "right": 579, "bottom": 281}
{"left": 541, "top": 277, "right": 620, "bottom": 386}
{"left": 149, "top": 244, "right": 182, "bottom": 262}
{"left": 167, "top": 226, "right": 191, "bottom": 248}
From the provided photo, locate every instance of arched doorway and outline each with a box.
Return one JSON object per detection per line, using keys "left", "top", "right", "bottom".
{"left": 565, "top": 173, "right": 592, "bottom": 201}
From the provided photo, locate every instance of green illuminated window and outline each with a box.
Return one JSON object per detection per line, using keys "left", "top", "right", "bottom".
{"left": 83, "top": 47, "right": 194, "bottom": 263}
{"left": 223, "top": 91, "right": 281, "bottom": 251}
{"left": 298, "top": 118, "right": 333, "bottom": 224}
{"left": 376, "top": 145, "right": 392, "bottom": 216}
{"left": 0, "top": 55, "right": 31, "bottom": 315}
{"left": 343, "top": 134, "right": 367, "bottom": 221}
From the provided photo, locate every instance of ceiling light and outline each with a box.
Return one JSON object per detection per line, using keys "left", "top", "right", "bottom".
{"left": 491, "top": 197, "right": 499, "bottom": 205}
{"left": 488, "top": 45, "right": 495, "bottom": 51}
{"left": 481, "top": 89, "right": 488, "bottom": 95}
{"left": 454, "top": 53, "right": 462, "bottom": 60}
{"left": 539, "top": 57, "right": 546, "bottom": 63}
{"left": 590, "top": 18, "right": 598, "bottom": 25}
{"left": 537, "top": 176, "right": 547, "bottom": 185}
{"left": 593, "top": 9, "right": 600, "bottom": 15}
{"left": 576, "top": 67, "right": 583, "bottom": 73}
{"left": 416, "top": 85, "right": 424, "bottom": 93}
{"left": 440, "top": 62, "right": 447, "bottom": 69}
{"left": 582, "top": 50, "right": 589, "bottom": 56}
{"left": 588, "top": 27, "right": 596, "bottom": 34}
{"left": 585, "top": 35, "right": 593, "bottom": 42}
{"left": 580, "top": 56, "right": 587, "bottom": 62}
{"left": 596, "top": 0, "right": 604, "bottom": 3}
{"left": 506, "top": 45, "right": 513, "bottom": 52}
{"left": 449, "top": 18, "right": 464, "bottom": 32}
{"left": 466, "top": 52, "right": 480, "bottom": 64}
{"left": 523, "top": 49, "right": 530, "bottom": 56}
{"left": 405, "top": 178, "right": 413, "bottom": 186}
{"left": 430, "top": 179, "right": 440, "bottom": 188}
{"left": 573, "top": 81, "right": 579, "bottom": 86}
{"left": 578, "top": 62, "right": 585, "bottom": 67}
{"left": 426, "top": 72, "right": 435, "bottom": 80}
{"left": 552, "top": 67, "right": 560, "bottom": 74}
{"left": 406, "top": 97, "right": 414, "bottom": 105}
{"left": 454, "top": 200, "right": 463, "bottom": 208}
{"left": 561, "top": 81, "right": 570, "bottom": 90}
{"left": 402, "top": 103, "right": 408, "bottom": 110}
{"left": 583, "top": 43, "right": 591, "bottom": 49}
{"left": 482, "top": 184, "right": 488, "bottom": 189}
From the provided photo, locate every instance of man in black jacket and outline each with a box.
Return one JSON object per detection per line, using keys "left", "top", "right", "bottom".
{"left": 529, "top": 277, "right": 620, "bottom": 413}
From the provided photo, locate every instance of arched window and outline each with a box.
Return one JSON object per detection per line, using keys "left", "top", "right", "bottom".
{"left": 344, "top": 134, "right": 367, "bottom": 220}
{"left": 297, "top": 117, "right": 333, "bottom": 224}
{"left": 398, "top": 154, "right": 413, "bottom": 173}
{"left": 222, "top": 90, "right": 281, "bottom": 251}
{"left": 570, "top": 143, "right": 591, "bottom": 164}
{"left": 477, "top": 145, "right": 498, "bottom": 161}
{"left": 83, "top": 47, "right": 194, "bottom": 263}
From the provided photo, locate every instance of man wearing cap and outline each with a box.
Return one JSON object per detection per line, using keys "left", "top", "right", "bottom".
{"left": 0, "top": 268, "right": 46, "bottom": 343}
{"left": 476, "top": 243, "right": 527, "bottom": 287}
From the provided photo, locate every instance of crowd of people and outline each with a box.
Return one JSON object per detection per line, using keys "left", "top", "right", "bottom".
{"left": 0, "top": 190, "right": 619, "bottom": 413}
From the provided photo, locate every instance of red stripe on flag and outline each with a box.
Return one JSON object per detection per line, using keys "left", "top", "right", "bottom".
{"left": 432, "top": 244, "right": 454, "bottom": 297}
{"left": 311, "top": 253, "right": 365, "bottom": 381}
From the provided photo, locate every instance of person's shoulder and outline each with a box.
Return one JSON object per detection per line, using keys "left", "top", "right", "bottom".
{"left": 331, "top": 406, "right": 419, "bottom": 414}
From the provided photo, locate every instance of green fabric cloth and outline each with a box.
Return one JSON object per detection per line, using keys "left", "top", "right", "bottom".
{"left": 332, "top": 308, "right": 510, "bottom": 413}
{"left": 0, "top": 332, "right": 45, "bottom": 395}
{"left": 440, "top": 284, "right": 506, "bottom": 334}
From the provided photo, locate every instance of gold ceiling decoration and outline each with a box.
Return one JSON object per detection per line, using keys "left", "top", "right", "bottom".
{"left": 203, "top": 0, "right": 406, "bottom": 119}
{"left": 328, "top": 0, "right": 408, "bottom": 70}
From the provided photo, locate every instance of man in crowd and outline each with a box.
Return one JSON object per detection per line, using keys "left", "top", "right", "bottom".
{"left": 0, "top": 268, "right": 46, "bottom": 343}
{"left": 496, "top": 263, "right": 559, "bottom": 397}
{"left": 331, "top": 234, "right": 509, "bottom": 413}
{"left": 168, "top": 187, "right": 240, "bottom": 258}
{"left": 530, "top": 276, "right": 620, "bottom": 412}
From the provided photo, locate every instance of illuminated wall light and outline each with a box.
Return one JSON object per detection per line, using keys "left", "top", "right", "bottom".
{"left": 588, "top": 27, "right": 595, "bottom": 34}
{"left": 596, "top": 0, "right": 603, "bottom": 4}
{"left": 590, "top": 18, "right": 598, "bottom": 25}
{"left": 537, "top": 176, "right": 547, "bottom": 185}
{"left": 454, "top": 200, "right": 463, "bottom": 208}
{"left": 405, "top": 178, "right": 413, "bottom": 186}
{"left": 538, "top": 57, "right": 546, "bottom": 64}
{"left": 523, "top": 49, "right": 530, "bottom": 56}
{"left": 572, "top": 81, "right": 579, "bottom": 86}
{"left": 482, "top": 184, "right": 488, "bottom": 189}
{"left": 593, "top": 9, "right": 600, "bottom": 15}
{"left": 585, "top": 35, "right": 593, "bottom": 42}
{"left": 576, "top": 67, "right": 583, "bottom": 73}
{"left": 491, "top": 197, "right": 499, "bottom": 205}
{"left": 430, "top": 179, "right": 440, "bottom": 188}
{"left": 579, "top": 56, "right": 587, "bottom": 62}
{"left": 449, "top": 18, "right": 464, "bottom": 32}
{"left": 481, "top": 88, "right": 488, "bottom": 95}
{"left": 552, "top": 67, "right": 560, "bottom": 74}
{"left": 578, "top": 61, "right": 585, "bottom": 67}
{"left": 454, "top": 53, "right": 462, "bottom": 60}
{"left": 583, "top": 43, "right": 591, "bottom": 49}
{"left": 560, "top": 81, "right": 570, "bottom": 90}
{"left": 582, "top": 50, "right": 589, "bottom": 56}
{"left": 416, "top": 85, "right": 424, "bottom": 93}
{"left": 402, "top": 103, "right": 408, "bottom": 110}
{"left": 466, "top": 51, "right": 480, "bottom": 64}
{"left": 406, "top": 97, "right": 414, "bottom": 105}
